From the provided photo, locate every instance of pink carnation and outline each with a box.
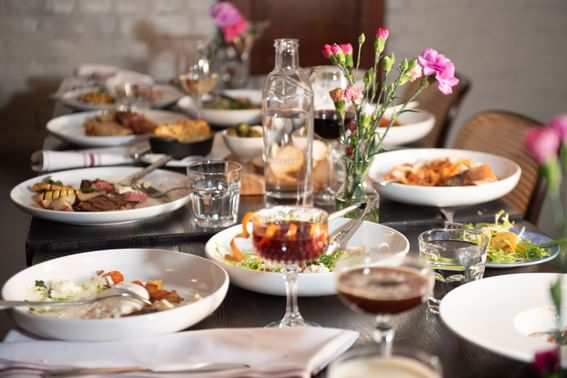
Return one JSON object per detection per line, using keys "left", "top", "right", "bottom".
{"left": 331, "top": 44, "right": 343, "bottom": 56}
{"left": 344, "top": 84, "right": 363, "bottom": 104}
{"left": 222, "top": 18, "right": 248, "bottom": 42}
{"left": 339, "top": 43, "right": 353, "bottom": 55}
{"left": 408, "top": 65, "right": 423, "bottom": 82}
{"left": 418, "top": 48, "right": 459, "bottom": 95}
{"left": 210, "top": 2, "right": 244, "bottom": 28}
{"left": 548, "top": 114, "right": 567, "bottom": 142}
{"left": 376, "top": 27, "right": 389, "bottom": 40}
{"left": 524, "top": 127, "right": 561, "bottom": 163}
{"left": 322, "top": 44, "right": 333, "bottom": 58}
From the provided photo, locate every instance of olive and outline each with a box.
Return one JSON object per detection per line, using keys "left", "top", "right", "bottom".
{"left": 235, "top": 123, "right": 250, "bottom": 136}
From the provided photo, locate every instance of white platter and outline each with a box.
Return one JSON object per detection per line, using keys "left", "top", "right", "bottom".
{"left": 177, "top": 89, "right": 262, "bottom": 127}
{"left": 378, "top": 109, "right": 435, "bottom": 147}
{"left": 440, "top": 273, "right": 566, "bottom": 362}
{"left": 46, "top": 109, "right": 187, "bottom": 147}
{"left": 1, "top": 248, "right": 229, "bottom": 341}
{"left": 59, "top": 84, "right": 184, "bottom": 111}
{"left": 10, "top": 167, "right": 190, "bottom": 225}
{"left": 369, "top": 148, "right": 521, "bottom": 207}
{"left": 485, "top": 230, "right": 560, "bottom": 269}
{"left": 205, "top": 218, "right": 409, "bottom": 297}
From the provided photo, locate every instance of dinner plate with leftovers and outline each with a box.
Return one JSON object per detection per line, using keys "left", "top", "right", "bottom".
{"left": 1, "top": 248, "right": 229, "bottom": 341}
{"left": 10, "top": 166, "right": 190, "bottom": 225}
{"left": 204, "top": 217, "right": 409, "bottom": 296}
{"left": 47, "top": 109, "right": 187, "bottom": 147}
{"left": 369, "top": 148, "right": 521, "bottom": 207}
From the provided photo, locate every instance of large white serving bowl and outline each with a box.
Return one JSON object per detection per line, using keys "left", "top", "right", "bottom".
{"left": 378, "top": 108, "right": 435, "bottom": 147}
{"left": 46, "top": 109, "right": 187, "bottom": 147}
{"left": 1, "top": 249, "right": 229, "bottom": 341}
{"left": 205, "top": 217, "right": 409, "bottom": 297}
{"left": 177, "top": 89, "right": 262, "bottom": 127}
{"left": 368, "top": 148, "right": 521, "bottom": 207}
{"left": 10, "top": 167, "right": 190, "bottom": 226}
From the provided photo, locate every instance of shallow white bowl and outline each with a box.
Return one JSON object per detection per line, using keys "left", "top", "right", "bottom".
{"left": 221, "top": 126, "right": 263, "bottom": 162}
{"left": 368, "top": 148, "right": 521, "bottom": 207}
{"left": 1, "top": 248, "right": 229, "bottom": 341}
{"left": 378, "top": 108, "right": 435, "bottom": 147}
{"left": 205, "top": 217, "right": 409, "bottom": 297}
{"left": 177, "top": 89, "right": 262, "bottom": 127}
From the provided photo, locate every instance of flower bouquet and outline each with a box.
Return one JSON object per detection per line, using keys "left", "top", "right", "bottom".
{"left": 525, "top": 115, "right": 567, "bottom": 377}
{"left": 210, "top": 1, "right": 269, "bottom": 88}
{"left": 322, "top": 28, "right": 458, "bottom": 219}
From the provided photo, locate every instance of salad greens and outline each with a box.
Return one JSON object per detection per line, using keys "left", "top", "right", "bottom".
{"left": 464, "top": 210, "right": 558, "bottom": 264}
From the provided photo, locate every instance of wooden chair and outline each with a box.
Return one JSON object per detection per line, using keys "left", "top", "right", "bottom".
{"left": 452, "top": 110, "right": 546, "bottom": 223}
{"left": 400, "top": 72, "right": 470, "bottom": 148}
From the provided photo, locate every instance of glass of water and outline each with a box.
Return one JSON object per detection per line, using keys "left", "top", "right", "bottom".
{"left": 418, "top": 228, "right": 489, "bottom": 314}
{"left": 186, "top": 160, "right": 242, "bottom": 228}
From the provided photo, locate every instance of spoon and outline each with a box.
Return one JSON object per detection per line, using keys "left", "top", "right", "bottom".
{"left": 0, "top": 287, "right": 152, "bottom": 310}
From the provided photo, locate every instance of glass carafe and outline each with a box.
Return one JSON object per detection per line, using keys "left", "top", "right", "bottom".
{"left": 262, "top": 39, "right": 314, "bottom": 207}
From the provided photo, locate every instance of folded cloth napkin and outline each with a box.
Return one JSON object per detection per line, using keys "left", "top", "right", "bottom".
{"left": 31, "top": 146, "right": 142, "bottom": 172}
{"left": 0, "top": 327, "right": 358, "bottom": 378}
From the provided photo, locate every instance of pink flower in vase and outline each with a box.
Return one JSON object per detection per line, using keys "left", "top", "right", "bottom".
{"left": 524, "top": 127, "right": 561, "bottom": 164}
{"left": 418, "top": 48, "right": 459, "bottom": 94}
{"left": 376, "top": 27, "right": 389, "bottom": 40}
{"left": 340, "top": 43, "right": 353, "bottom": 55}
{"left": 322, "top": 44, "right": 333, "bottom": 59}
{"left": 549, "top": 114, "right": 567, "bottom": 142}
{"left": 345, "top": 84, "right": 363, "bottom": 105}
{"left": 210, "top": 2, "right": 244, "bottom": 28}
{"left": 222, "top": 18, "right": 248, "bottom": 43}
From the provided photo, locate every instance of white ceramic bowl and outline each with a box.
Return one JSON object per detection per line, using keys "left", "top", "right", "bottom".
{"left": 177, "top": 89, "right": 262, "bottom": 127}
{"left": 1, "top": 249, "right": 229, "bottom": 341}
{"left": 368, "top": 148, "right": 521, "bottom": 207}
{"left": 205, "top": 217, "right": 409, "bottom": 297}
{"left": 378, "top": 108, "right": 435, "bottom": 147}
{"left": 221, "top": 126, "right": 264, "bottom": 161}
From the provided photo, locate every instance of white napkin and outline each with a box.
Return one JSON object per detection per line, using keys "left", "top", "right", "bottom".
{"left": 0, "top": 327, "right": 358, "bottom": 378}
{"left": 31, "top": 146, "right": 139, "bottom": 172}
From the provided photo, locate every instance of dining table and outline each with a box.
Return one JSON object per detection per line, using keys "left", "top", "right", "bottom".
{"left": 16, "top": 100, "right": 559, "bottom": 378}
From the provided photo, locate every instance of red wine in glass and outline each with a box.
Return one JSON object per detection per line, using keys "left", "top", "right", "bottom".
{"left": 314, "top": 110, "right": 355, "bottom": 140}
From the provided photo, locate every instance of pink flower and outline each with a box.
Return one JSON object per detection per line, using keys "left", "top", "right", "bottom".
{"left": 322, "top": 44, "right": 333, "bottom": 59}
{"left": 408, "top": 65, "right": 423, "bottom": 82}
{"left": 376, "top": 27, "right": 389, "bottom": 40}
{"left": 524, "top": 127, "right": 561, "bottom": 163}
{"left": 548, "top": 114, "right": 567, "bottom": 142}
{"left": 210, "top": 2, "right": 244, "bottom": 28}
{"left": 340, "top": 43, "right": 353, "bottom": 55}
{"left": 418, "top": 48, "right": 459, "bottom": 94}
{"left": 331, "top": 44, "right": 343, "bottom": 56}
{"left": 222, "top": 18, "right": 248, "bottom": 42}
{"left": 344, "top": 84, "right": 363, "bottom": 104}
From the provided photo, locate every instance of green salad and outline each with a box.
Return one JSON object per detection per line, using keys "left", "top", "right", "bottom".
{"left": 464, "top": 210, "right": 558, "bottom": 264}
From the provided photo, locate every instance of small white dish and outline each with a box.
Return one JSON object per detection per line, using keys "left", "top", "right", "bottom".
{"left": 47, "top": 109, "right": 187, "bottom": 147}
{"left": 205, "top": 218, "right": 409, "bottom": 297}
{"left": 10, "top": 167, "right": 190, "bottom": 225}
{"left": 2, "top": 248, "right": 229, "bottom": 341}
{"left": 221, "top": 126, "right": 263, "bottom": 162}
{"left": 369, "top": 148, "right": 521, "bottom": 207}
{"left": 440, "top": 273, "right": 566, "bottom": 362}
{"left": 177, "top": 89, "right": 262, "bottom": 127}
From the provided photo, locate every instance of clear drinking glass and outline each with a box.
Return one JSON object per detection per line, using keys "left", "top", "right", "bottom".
{"left": 251, "top": 206, "right": 328, "bottom": 327}
{"left": 335, "top": 252, "right": 434, "bottom": 356}
{"left": 110, "top": 72, "right": 154, "bottom": 111}
{"left": 262, "top": 39, "right": 314, "bottom": 207}
{"left": 186, "top": 160, "right": 242, "bottom": 228}
{"left": 418, "top": 228, "right": 489, "bottom": 314}
{"left": 178, "top": 41, "right": 219, "bottom": 119}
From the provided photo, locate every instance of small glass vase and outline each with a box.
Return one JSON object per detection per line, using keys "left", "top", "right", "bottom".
{"left": 335, "top": 161, "right": 379, "bottom": 222}
{"left": 214, "top": 44, "right": 250, "bottom": 89}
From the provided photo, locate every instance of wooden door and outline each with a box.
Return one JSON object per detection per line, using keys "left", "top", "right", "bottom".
{"left": 230, "top": 0, "right": 385, "bottom": 74}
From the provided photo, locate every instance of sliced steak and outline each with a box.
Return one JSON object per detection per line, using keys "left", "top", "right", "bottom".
{"left": 75, "top": 193, "right": 137, "bottom": 212}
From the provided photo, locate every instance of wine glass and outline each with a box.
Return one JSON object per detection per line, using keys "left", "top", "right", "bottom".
{"left": 251, "top": 206, "right": 328, "bottom": 327}
{"left": 178, "top": 41, "right": 219, "bottom": 119}
{"left": 335, "top": 251, "right": 434, "bottom": 356}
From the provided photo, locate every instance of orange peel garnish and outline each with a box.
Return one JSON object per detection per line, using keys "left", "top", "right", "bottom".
{"left": 228, "top": 212, "right": 258, "bottom": 262}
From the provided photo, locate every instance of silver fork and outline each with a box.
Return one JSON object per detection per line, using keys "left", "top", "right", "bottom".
{"left": 0, "top": 287, "right": 152, "bottom": 310}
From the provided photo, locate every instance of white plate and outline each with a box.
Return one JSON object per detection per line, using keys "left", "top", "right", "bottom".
{"left": 378, "top": 109, "right": 435, "bottom": 147}
{"left": 177, "top": 89, "right": 262, "bottom": 127}
{"left": 440, "top": 273, "right": 566, "bottom": 362}
{"left": 486, "top": 230, "right": 560, "bottom": 268}
{"left": 205, "top": 218, "right": 409, "bottom": 297}
{"left": 369, "top": 148, "right": 521, "bottom": 207}
{"left": 10, "top": 167, "right": 190, "bottom": 225}
{"left": 1, "top": 248, "right": 229, "bottom": 341}
{"left": 60, "top": 84, "right": 184, "bottom": 111}
{"left": 47, "top": 109, "right": 187, "bottom": 147}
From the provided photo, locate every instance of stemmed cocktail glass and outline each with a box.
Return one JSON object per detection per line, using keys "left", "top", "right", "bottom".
{"left": 335, "top": 252, "right": 434, "bottom": 356}
{"left": 251, "top": 206, "right": 328, "bottom": 327}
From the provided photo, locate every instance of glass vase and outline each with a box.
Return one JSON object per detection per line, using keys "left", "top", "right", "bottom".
{"left": 335, "top": 159, "right": 379, "bottom": 222}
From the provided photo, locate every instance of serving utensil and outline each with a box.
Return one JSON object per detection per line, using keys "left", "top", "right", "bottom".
{"left": 120, "top": 154, "right": 172, "bottom": 186}
{"left": 0, "top": 287, "right": 151, "bottom": 310}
